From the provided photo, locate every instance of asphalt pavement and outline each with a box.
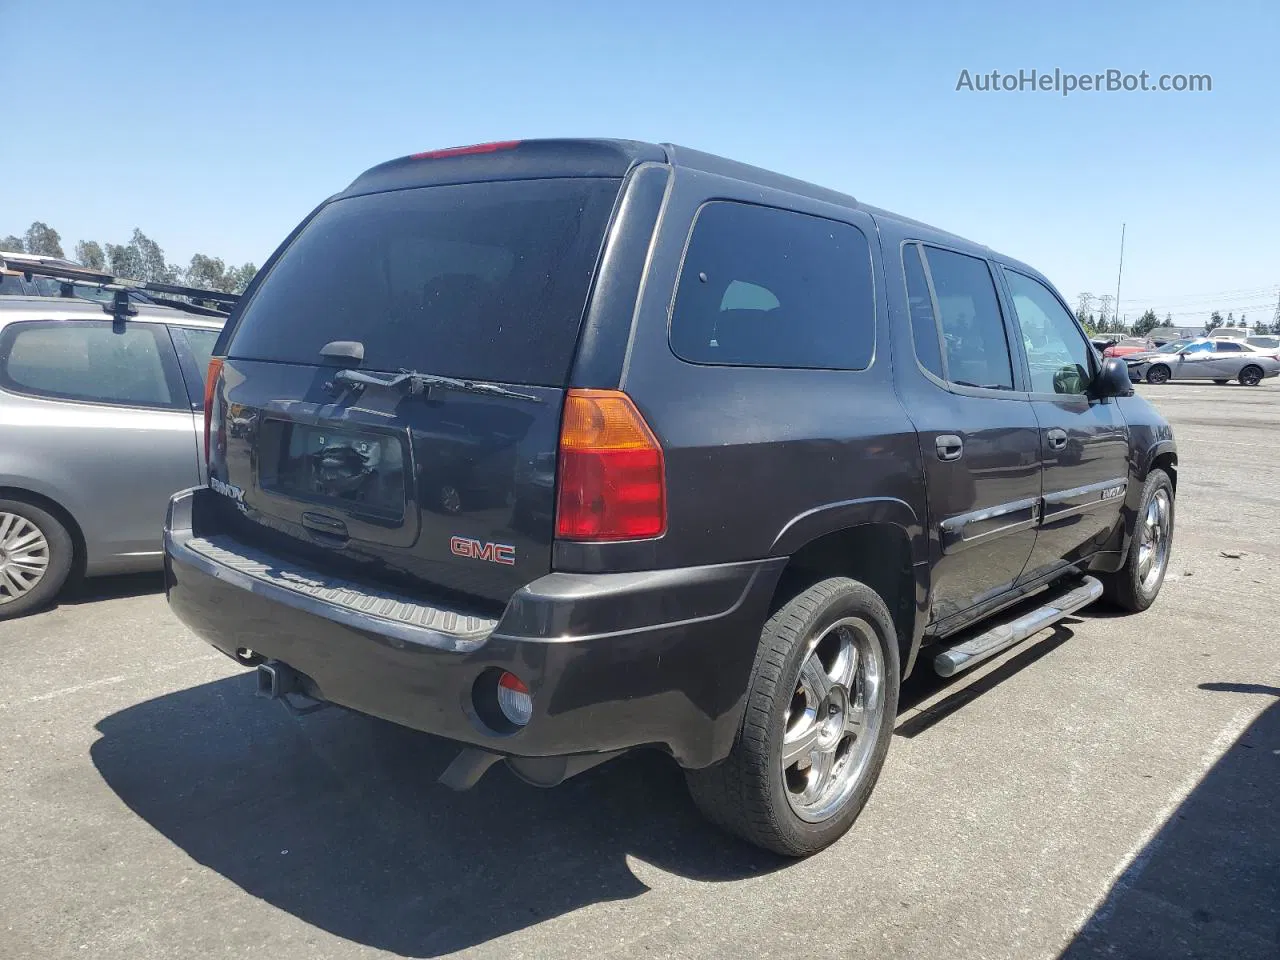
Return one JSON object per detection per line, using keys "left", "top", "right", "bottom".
{"left": 1, "top": 381, "right": 1277, "bottom": 959}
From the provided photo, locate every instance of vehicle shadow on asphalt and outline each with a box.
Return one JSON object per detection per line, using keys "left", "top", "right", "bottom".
{"left": 60, "top": 571, "right": 164, "bottom": 605}
{"left": 1062, "top": 683, "right": 1280, "bottom": 959}
{"left": 90, "top": 671, "right": 786, "bottom": 957}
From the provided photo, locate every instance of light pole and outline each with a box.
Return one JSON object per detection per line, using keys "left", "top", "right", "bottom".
{"left": 1115, "top": 223, "right": 1125, "bottom": 333}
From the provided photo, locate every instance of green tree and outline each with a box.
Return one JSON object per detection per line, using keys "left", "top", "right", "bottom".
{"left": 1205, "top": 310, "right": 1224, "bottom": 334}
{"left": 105, "top": 242, "right": 143, "bottom": 280}
{"left": 1, "top": 235, "right": 24, "bottom": 253}
{"left": 185, "top": 254, "right": 257, "bottom": 293}
{"left": 227, "top": 262, "right": 257, "bottom": 294}
{"left": 130, "top": 229, "right": 178, "bottom": 283}
{"left": 74, "top": 240, "right": 106, "bottom": 271}
{"left": 24, "top": 222, "right": 64, "bottom": 257}
{"left": 1226, "top": 311, "right": 1234, "bottom": 326}
{"left": 1132, "top": 309, "right": 1159, "bottom": 337}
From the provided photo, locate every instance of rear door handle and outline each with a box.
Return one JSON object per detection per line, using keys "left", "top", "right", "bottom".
{"left": 1046, "top": 428, "right": 1068, "bottom": 451}
{"left": 936, "top": 435, "right": 963, "bottom": 461}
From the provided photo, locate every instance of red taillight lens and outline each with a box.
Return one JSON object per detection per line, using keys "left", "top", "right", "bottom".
{"left": 203, "top": 357, "right": 224, "bottom": 464}
{"left": 410, "top": 140, "right": 521, "bottom": 160}
{"left": 555, "top": 389, "right": 666, "bottom": 541}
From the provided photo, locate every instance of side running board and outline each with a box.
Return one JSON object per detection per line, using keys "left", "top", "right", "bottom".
{"left": 933, "top": 576, "right": 1103, "bottom": 678}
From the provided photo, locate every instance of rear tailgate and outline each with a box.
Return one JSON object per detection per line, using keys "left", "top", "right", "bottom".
{"left": 206, "top": 173, "right": 623, "bottom": 607}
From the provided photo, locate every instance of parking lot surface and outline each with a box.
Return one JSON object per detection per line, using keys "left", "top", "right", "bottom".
{"left": 2, "top": 382, "right": 1278, "bottom": 960}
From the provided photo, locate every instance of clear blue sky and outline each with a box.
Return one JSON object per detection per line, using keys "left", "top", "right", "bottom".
{"left": 3, "top": 0, "right": 1277, "bottom": 326}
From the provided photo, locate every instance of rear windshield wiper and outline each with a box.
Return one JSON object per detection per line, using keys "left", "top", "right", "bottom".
{"left": 329, "top": 367, "right": 542, "bottom": 403}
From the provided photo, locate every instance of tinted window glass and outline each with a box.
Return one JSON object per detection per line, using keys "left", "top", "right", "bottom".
{"left": 1247, "top": 337, "right": 1279, "bottom": 349}
{"left": 1215, "top": 341, "right": 1243, "bottom": 352}
{"left": 1004, "top": 270, "right": 1094, "bottom": 395}
{"left": 1182, "top": 342, "right": 1212, "bottom": 354}
{"left": 670, "top": 202, "right": 874, "bottom": 370}
{"left": 903, "top": 243, "right": 943, "bottom": 378}
{"left": 0, "top": 274, "right": 32, "bottom": 296}
{"left": 227, "top": 178, "right": 621, "bottom": 386}
{"left": 0, "top": 321, "right": 179, "bottom": 407}
{"left": 179, "top": 327, "right": 220, "bottom": 383}
{"left": 921, "top": 247, "right": 1013, "bottom": 389}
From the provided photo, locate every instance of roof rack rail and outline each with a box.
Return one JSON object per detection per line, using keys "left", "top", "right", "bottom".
{"left": 0, "top": 258, "right": 239, "bottom": 322}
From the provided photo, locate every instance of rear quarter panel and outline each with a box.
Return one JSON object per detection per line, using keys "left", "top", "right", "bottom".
{"left": 556, "top": 166, "right": 928, "bottom": 574}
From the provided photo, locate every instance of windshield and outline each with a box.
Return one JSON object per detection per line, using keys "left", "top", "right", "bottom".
{"left": 227, "top": 177, "right": 621, "bottom": 386}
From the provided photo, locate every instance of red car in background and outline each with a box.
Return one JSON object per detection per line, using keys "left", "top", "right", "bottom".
{"left": 1103, "top": 337, "right": 1156, "bottom": 358}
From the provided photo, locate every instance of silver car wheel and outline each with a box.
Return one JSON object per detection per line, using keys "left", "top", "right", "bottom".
{"left": 1136, "top": 490, "right": 1171, "bottom": 593}
{"left": 0, "top": 512, "right": 51, "bottom": 604}
{"left": 781, "top": 616, "right": 885, "bottom": 823}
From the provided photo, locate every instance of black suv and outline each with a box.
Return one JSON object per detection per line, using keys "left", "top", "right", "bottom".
{"left": 164, "top": 139, "right": 1176, "bottom": 856}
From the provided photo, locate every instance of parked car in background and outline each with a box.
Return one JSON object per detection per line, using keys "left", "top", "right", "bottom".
{"left": 0, "top": 268, "right": 234, "bottom": 619}
{"left": 1126, "top": 337, "right": 1280, "bottom": 385}
{"left": 1102, "top": 337, "right": 1155, "bottom": 358}
{"left": 1206, "top": 327, "right": 1250, "bottom": 340}
{"left": 1245, "top": 335, "right": 1280, "bottom": 360}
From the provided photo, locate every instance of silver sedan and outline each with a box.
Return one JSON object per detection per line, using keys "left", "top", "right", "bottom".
{"left": 1126, "top": 338, "right": 1280, "bottom": 386}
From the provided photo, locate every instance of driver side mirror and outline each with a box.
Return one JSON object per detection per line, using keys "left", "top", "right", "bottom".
{"left": 1093, "top": 356, "right": 1134, "bottom": 399}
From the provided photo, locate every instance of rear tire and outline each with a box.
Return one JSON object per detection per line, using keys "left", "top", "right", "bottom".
{"left": 685, "top": 577, "right": 900, "bottom": 856}
{"left": 1145, "top": 365, "right": 1171, "bottom": 385}
{"left": 1102, "top": 469, "right": 1174, "bottom": 613}
{"left": 0, "top": 499, "right": 73, "bottom": 621}
{"left": 1238, "top": 365, "right": 1263, "bottom": 386}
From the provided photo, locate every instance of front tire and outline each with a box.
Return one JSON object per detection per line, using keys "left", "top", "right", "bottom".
{"left": 0, "top": 499, "right": 74, "bottom": 621}
{"left": 1145, "top": 365, "right": 1171, "bottom": 385}
{"left": 1238, "top": 365, "right": 1263, "bottom": 386}
{"left": 685, "top": 577, "right": 900, "bottom": 856}
{"left": 1102, "top": 469, "right": 1174, "bottom": 613}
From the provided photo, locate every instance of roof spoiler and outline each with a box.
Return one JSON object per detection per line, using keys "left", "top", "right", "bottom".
{"left": 0, "top": 258, "right": 239, "bottom": 323}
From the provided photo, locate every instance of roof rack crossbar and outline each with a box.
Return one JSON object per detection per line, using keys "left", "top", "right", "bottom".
{"left": 0, "top": 258, "right": 240, "bottom": 313}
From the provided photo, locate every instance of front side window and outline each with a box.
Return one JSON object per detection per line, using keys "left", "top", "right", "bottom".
{"left": 1004, "top": 269, "right": 1093, "bottom": 395}
{"left": 918, "top": 247, "right": 1014, "bottom": 389}
{"left": 1181, "top": 342, "right": 1213, "bottom": 354}
{"left": 0, "top": 320, "right": 181, "bottom": 408}
{"left": 670, "top": 201, "right": 875, "bottom": 370}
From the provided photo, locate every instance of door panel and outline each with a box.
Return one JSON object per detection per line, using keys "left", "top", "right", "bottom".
{"left": 999, "top": 267, "right": 1130, "bottom": 579}
{"left": 1024, "top": 396, "right": 1129, "bottom": 579}
{"left": 899, "top": 244, "right": 1040, "bottom": 624}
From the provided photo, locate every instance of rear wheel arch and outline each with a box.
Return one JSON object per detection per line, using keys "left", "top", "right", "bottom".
{"left": 768, "top": 521, "right": 922, "bottom": 679}
{"left": 0, "top": 486, "right": 87, "bottom": 579}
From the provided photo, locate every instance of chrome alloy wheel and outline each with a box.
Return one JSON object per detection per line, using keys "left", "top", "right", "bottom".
{"left": 781, "top": 616, "right": 886, "bottom": 822}
{"left": 0, "top": 512, "right": 51, "bottom": 604}
{"left": 1137, "top": 489, "right": 1171, "bottom": 593}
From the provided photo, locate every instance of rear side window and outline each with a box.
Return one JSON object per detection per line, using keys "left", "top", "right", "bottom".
{"left": 670, "top": 202, "right": 875, "bottom": 370}
{"left": 903, "top": 243, "right": 943, "bottom": 378}
{"left": 227, "top": 178, "right": 622, "bottom": 386}
{"left": 0, "top": 320, "right": 183, "bottom": 408}
{"left": 1215, "top": 341, "right": 1244, "bottom": 352}
{"left": 915, "top": 246, "right": 1014, "bottom": 390}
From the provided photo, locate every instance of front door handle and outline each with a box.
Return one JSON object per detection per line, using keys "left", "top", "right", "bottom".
{"left": 1046, "top": 428, "right": 1068, "bottom": 451}
{"left": 936, "top": 435, "right": 963, "bottom": 461}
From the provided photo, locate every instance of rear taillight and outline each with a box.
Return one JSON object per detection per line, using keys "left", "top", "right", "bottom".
{"left": 555, "top": 389, "right": 666, "bottom": 541}
{"left": 203, "top": 357, "right": 224, "bottom": 464}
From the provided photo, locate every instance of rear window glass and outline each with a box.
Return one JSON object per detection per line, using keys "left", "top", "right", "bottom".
{"left": 227, "top": 178, "right": 621, "bottom": 385}
{"left": 669, "top": 201, "right": 875, "bottom": 370}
